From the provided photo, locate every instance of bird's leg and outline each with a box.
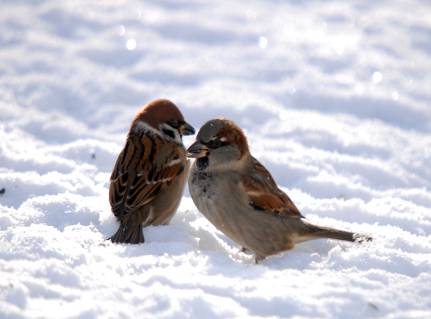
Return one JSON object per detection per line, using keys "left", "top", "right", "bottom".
{"left": 240, "top": 247, "right": 252, "bottom": 254}
{"left": 254, "top": 254, "right": 265, "bottom": 264}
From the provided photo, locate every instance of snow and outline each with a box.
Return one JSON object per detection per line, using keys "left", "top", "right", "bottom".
{"left": 1, "top": 0, "right": 431, "bottom": 318}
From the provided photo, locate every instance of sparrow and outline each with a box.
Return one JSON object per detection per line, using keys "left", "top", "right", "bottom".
{"left": 187, "top": 118, "right": 371, "bottom": 262}
{"left": 109, "top": 99, "right": 195, "bottom": 244}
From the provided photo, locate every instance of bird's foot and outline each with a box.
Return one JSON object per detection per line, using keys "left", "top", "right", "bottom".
{"left": 254, "top": 255, "right": 265, "bottom": 264}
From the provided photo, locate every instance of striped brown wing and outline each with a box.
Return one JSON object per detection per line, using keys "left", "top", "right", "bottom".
{"left": 240, "top": 157, "right": 303, "bottom": 218}
{"left": 109, "top": 134, "right": 185, "bottom": 219}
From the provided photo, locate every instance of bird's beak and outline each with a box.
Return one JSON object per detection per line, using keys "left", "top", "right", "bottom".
{"left": 180, "top": 122, "right": 195, "bottom": 136}
{"left": 187, "top": 141, "right": 208, "bottom": 158}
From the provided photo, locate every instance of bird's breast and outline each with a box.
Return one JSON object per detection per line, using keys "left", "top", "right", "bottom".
{"left": 189, "top": 166, "right": 244, "bottom": 239}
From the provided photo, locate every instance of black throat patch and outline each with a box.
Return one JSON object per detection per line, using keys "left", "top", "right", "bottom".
{"left": 196, "top": 156, "right": 209, "bottom": 170}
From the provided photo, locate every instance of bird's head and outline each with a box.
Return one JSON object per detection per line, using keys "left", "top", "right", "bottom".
{"left": 187, "top": 118, "right": 249, "bottom": 170}
{"left": 131, "top": 99, "right": 195, "bottom": 143}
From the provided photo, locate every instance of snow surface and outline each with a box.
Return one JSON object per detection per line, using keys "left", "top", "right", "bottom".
{"left": 1, "top": 0, "right": 431, "bottom": 318}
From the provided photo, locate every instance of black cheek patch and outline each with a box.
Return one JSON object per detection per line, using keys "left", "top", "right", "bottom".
{"left": 162, "top": 128, "right": 175, "bottom": 139}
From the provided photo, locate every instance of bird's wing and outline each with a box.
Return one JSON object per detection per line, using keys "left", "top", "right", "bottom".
{"left": 109, "top": 135, "right": 185, "bottom": 218}
{"left": 240, "top": 157, "right": 303, "bottom": 218}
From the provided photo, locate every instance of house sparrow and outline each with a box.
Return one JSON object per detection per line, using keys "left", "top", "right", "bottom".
{"left": 109, "top": 99, "right": 195, "bottom": 244}
{"left": 187, "top": 119, "right": 371, "bottom": 262}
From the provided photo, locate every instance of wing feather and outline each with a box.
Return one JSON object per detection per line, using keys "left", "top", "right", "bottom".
{"left": 109, "top": 134, "right": 185, "bottom": 219}
{"left": 241, "top": 157, "right": 303, "bottom": 218}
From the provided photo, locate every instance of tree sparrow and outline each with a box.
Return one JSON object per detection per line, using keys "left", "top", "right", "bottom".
{"left": 187, "top": 119, "right": 371, "bottom": 262}
{"left": 109, "top": 99, "right": 195, "bottom": 244}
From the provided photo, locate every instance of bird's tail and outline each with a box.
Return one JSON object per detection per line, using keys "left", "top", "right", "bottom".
{"left": 109, "top": 222, "right": 145, "bottom": 244}
{"left": 301, "top": 220, "right": 372, "bottom": 243}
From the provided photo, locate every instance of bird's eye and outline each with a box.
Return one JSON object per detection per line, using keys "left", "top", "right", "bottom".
{"left": 207, "top": 138, "right": 223, "bottom": 149}
{"left": 167, "top": 120, "right": 179, "bottom": 129}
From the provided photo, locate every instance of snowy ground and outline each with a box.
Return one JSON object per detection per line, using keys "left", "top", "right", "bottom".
{"left": 1, "top": 0, "right": 431, "bottom": 318}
